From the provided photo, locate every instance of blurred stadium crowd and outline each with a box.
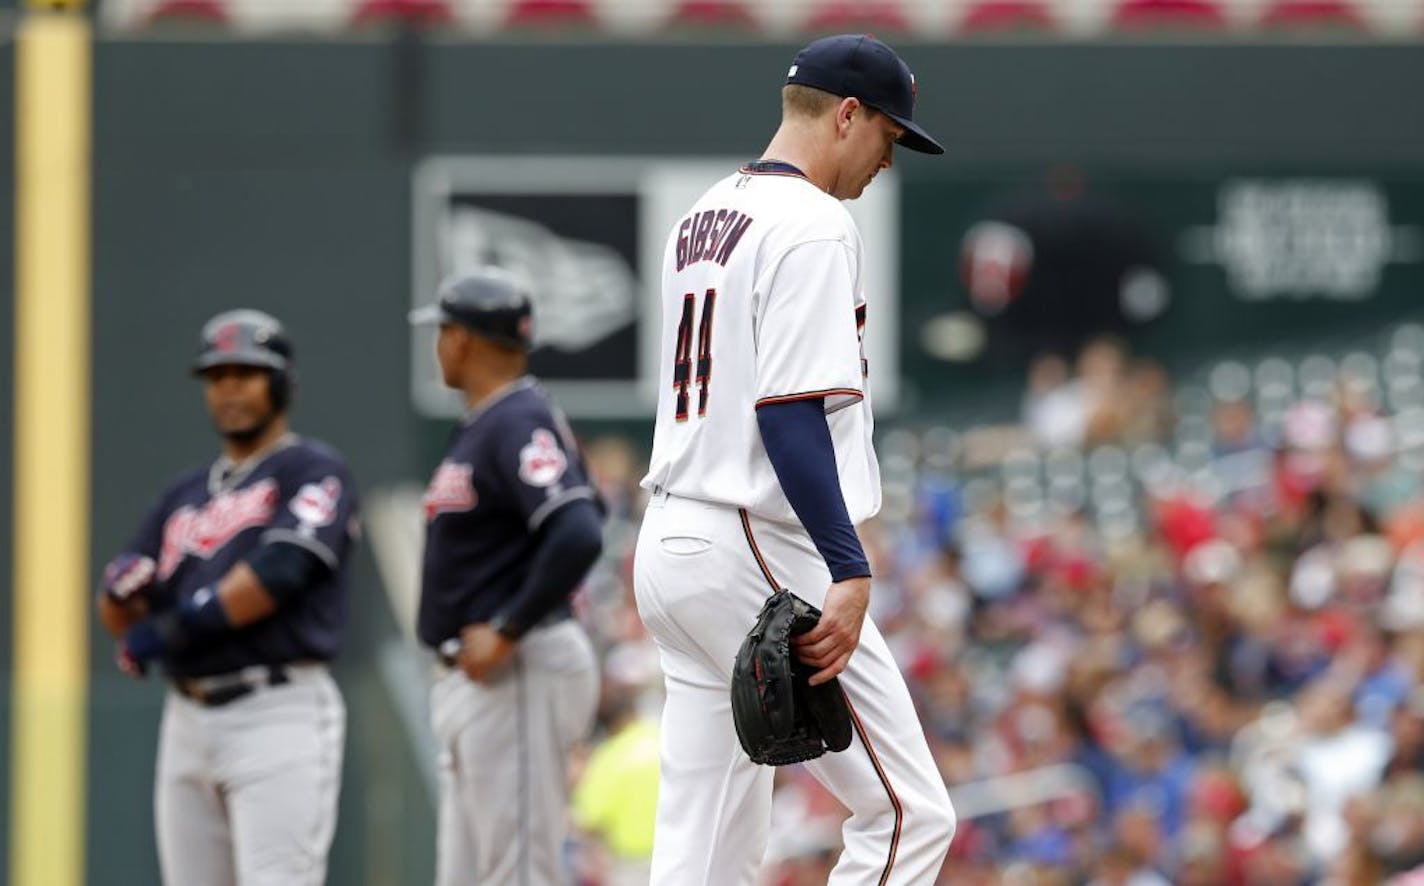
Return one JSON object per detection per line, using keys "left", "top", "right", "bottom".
{"left": 98, "top": 0, "right": 1424, "bottom": 38}
{"left": 569, "top": 325, "right": 1424, "bottom": 885}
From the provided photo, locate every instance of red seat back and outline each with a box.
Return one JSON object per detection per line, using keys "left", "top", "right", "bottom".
{"left": 505, "top": 0, "right": 599, "bottom": 29}
{"left": 668, "top": 0, "right": 758, "bottom": 31}
{"left": 1112, "top": 0, "right": 1229, "bottom": 31}
{"left": 959, "top": 0, "right": 1057, "bottom": 34}
{"left": 147, "top": 0, "right": 229, "bottom": 24}
{"left": 352, "top": 0, "right": 455, "bottom": 26}
{"left": 1259, "top": 0, "right": 1367, "bottom": 31}
{"left": 804, "top": 1, "right": 913, "bottom": 34}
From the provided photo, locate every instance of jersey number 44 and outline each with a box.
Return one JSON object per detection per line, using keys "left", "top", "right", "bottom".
{"left": 673, "top": 288, "right": 717, "bottom": 422}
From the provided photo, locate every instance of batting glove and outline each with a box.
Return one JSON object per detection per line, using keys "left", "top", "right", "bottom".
{"left": 115, "top": 642, "right": 147, "bottom": 679}
{"left": 123, "top": 612, "right": 183, "bottom": 667}
{"left": 121, "top": 585, "right": 231, "bottom": 668}
{"left": 103, "top": 553, "right": 157, "bottom": 603}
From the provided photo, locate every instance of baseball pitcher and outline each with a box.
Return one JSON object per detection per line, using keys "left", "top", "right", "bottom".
{"left": 634, "top": 34, "right": 957, "bottom": 885}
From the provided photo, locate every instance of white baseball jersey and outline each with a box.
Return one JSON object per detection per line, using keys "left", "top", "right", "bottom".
{"left": 642, "top": 166, "right": 881, "bottom": 525}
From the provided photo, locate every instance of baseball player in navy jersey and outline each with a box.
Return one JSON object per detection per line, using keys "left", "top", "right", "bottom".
{"left": 634, "top": 35, "right": 957, "bottom": 884}
{"left": 410, "top": 268, "right": 604, "bottom": 886}
{"left": 96, "top": 309, "right": 359, "bottom": 886}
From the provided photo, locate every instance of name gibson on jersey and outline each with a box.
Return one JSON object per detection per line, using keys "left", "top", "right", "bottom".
{"left": 674, "top": 209, "right": 755, "bottom": 271}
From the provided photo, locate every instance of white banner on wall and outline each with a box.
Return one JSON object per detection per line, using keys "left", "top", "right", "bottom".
{"left": 412, "top": 156, "right": 900, "bottom": 419}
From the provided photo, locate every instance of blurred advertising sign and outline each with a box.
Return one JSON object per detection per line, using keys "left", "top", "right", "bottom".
{"left": 1181, "top": 179, "right": 1424, "bottom": 302}
{"left": 412, "top": 156, "right": 899, "bottom": 419}
{"left": 899, "top": 172, "right": 1424, "bottom": 396}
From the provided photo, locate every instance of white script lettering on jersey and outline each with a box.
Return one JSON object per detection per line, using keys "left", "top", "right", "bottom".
{"left": 642, "top": 166, "right": 882, "bottom": 526}
{"left": 159, "top": 479, "right": 280, "bottom": 578}
{"left": 424, "top": 461, "right": 477, "bottom": 521}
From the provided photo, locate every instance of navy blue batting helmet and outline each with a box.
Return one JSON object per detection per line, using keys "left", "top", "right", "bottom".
{"left": 191, "top": 309, "right": 295, "bottom": 411}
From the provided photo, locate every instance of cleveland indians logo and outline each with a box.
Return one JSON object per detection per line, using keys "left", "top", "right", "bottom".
{"left": 424, "top": 461, "right": 477, "bottom": 521}
{"left": 158, "top": 479, "right": 280, "bottom": 579}
{"left": 290, "top": 477, "right": 343, "bottom": 528}
{"left": 518, "top": 429, "right": 567, "bottom": 488}
{"left": 213, "top": 322, "right": 241, "bottom": 353}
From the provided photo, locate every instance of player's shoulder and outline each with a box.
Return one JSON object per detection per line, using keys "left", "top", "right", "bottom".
{"left": 137, "top": 463, "right": 210, "bottom": 518}
{"left": 462, "top": 379, "right": 551, "bottom": 440}
{"left": 487, "top": 381, "right": 581, "bottom": 455}
{"left": 160, "top": 464, "right": 211, "bottom": 500}
{"left": 759, "top": 185, "right": 856, "bottom": 248}
{"left": 495, "top": 380, "right": 563, "bottom": 427}
{"left": 276, "top": 435, "right": 354, "bottom": 476}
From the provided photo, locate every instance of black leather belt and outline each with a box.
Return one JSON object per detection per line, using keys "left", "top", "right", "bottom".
{"left": 172, "top": 664, "right": 291, "bottom": 707}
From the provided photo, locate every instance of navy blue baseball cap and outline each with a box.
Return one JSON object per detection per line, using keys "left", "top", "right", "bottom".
{"left": 409, "top": 267, "right": 534, "bottom": 350}
{"left": 786, "top": 34, "right": 944, "bottom": 155}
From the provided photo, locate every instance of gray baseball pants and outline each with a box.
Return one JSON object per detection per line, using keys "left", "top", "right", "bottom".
{"left": 430, "top": 620, "right": 599, "bottom": 886}
{"left": 154, "top": 664, "right": 345, "bottom": 886}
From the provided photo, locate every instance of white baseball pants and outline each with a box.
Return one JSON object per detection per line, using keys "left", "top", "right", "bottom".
{"left": 633, "top": 492, "right": 956, "bottom": 885}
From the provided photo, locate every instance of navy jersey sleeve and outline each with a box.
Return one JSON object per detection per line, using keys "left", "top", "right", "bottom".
{"left": 117, "top": 467, "right": 203, "bottom": 562}
{"left": 260, "top": 449, "right": 360, "bottom": 571}
{"left": 490, "top": 410, "right": 595, "bottom": 531}
{"left": 121, "top": 486, "right": 176, "bottom": 560}
{"left": 109, "top": 471, "right": 200, "bottom": 607}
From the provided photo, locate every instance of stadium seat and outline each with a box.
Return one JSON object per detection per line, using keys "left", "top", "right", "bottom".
{"left": 1111, "top": 0, "right": 1228, "bottom": 31}
{"left": 804, "top": 1, "right": 913, "bottom": 35}
{"left": 505, "top": 0, "right": 599, "bottom": 30}
{"left": 352, "top": 0, "right": 454, "bottom": 26}
{"left": 1258, "top": 0, "right": 1368, "bottom": 32}
{"left": 146, "top": 0, "right": 229, "bottom": 24}
{"left": 957, "top": 0, "right": 1057, "bottom": 35}
{"left": 666, "top": 0, "right": 758, "bottom": 32}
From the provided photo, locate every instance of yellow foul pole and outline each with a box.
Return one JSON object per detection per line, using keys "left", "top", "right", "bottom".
{"left": 10, "top": 2, "right": 92, "bottom": 885}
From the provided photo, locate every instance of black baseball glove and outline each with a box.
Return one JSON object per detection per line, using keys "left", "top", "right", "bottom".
{"left": 731, "top": 589, "right": 854, "bottom": 766}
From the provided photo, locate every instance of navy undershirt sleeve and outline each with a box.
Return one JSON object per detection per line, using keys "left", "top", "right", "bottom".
{"left": 756, "top": 398, "right": 871, "bottom": 582}
{"left": 494, "top": 497, "right": 604, "bottom": 639}
{"left": 246, "top": 542, "right": 330, "bottom": 605}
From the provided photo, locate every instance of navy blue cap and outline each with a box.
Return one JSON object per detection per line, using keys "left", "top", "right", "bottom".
{"left": 409, "top": 267, "right": 534, "bottom": 350}
{"left": 786, "top": 34, "right": 944, "bottom": 156}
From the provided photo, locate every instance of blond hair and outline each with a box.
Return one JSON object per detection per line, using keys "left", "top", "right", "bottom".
{"left": 781, "top": 84, "right": 840, "bottom": 120}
